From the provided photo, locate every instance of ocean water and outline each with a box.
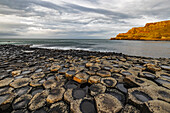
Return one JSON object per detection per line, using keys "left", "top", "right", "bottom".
{"left": 0, "top": 39, "right": 170, "bottom": 58}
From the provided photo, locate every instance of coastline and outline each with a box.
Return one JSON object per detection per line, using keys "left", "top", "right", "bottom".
{"left": 0, "top": 44, "right": 170, "bottom": 113}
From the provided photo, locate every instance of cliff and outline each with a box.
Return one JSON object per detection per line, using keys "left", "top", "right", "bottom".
{"left": 110, "top": 20, "right": 170, "bottom": 41}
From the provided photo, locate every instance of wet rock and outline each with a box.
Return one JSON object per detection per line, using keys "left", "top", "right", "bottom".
{"left": 49, "top": 101, "right": 68, "bottom": 113}
{"left": 50, "top": 65, "right": 61, "bottom": 72}
{"left": 143, "top": 100, "right": 170, "bottom": 113}
{"left": 89, "top": 83, "right": 106, "bottom": 96}
{"left": 89, "top": 65, "right": 101, "bottom": 72}
{"left": 88, "top": 76, "right": 101, "bottom": 84}
{"left": 124, "top": 75, "right": 157, "bottom": 87}
{"left": 12, "top": 70, "right": 21, "bottom": 77}
{"left": 96, "top": 70, "right": 111, "bottom": 77}
{"left": 43, "top": 79, "right": 57, "bottom": 89}
{"left": 31, "top": 88, "right": 44, "bottom": 96}
{"left": 64, "top": 88, "right": 86, "bottom": 103}
{"left": 160, "top": 65, "right": 170, "bottom": 71}
{"left": 58, "top": 68, "right": 69, "bottom": 74}
{"left": 73, "top": 73, "right": 89, "bottom": 84}
{"left": 120, "top": 70, "right": 133, "bottom": 76}
{"left": 31, "top": 72, "right": 45, "bottom": 79}
{"left": 86, "top": 70, "right": 96, "bottom": 75}
{"left": 0, "top": 87, "right": 14, "bottom": 95}
{"left": 154, "top": 78, "right": 170, "bottom": 89}
{"left": 116, "top": 83, "right": 128, "bottom": 94}
{"left": 29, "top": 90, "right": 49, "bottom": 111}
{"left": 121, "top": 104, "right": 140, "bottom": 113}
{"left": 65, "top": 70, "right": 76, "bottom": 79}
{"left": 47, "top": 87, "right": 65, "bottom": 104}
{"left": 12, "top": 94, "right": 32, "bottom": 110}
{"left": 95, "top": 93, "right": 123, "bottom": 113}
{"left": 128, "top": 87, "right": 156, "bottom": 108}
{"left": 71, "top": 98, "right": 97, "bottom": 113}
{"left": 0, "top": 93, "right": 15, "bottom": 110}
{"left": 0, "top": 78, "right": 14, "bottom": 87}
{"left": 30, "top": 78, "right": 45, "bottom": 87}
{"left": 101, "top": 77, "right": 117, "bottom": 87}
{"left": 65, "top": 80, "right": 79, "bottom": 89}
{"left": 10, "top": 78, "right": 30, "bottom": 88}
{"left": 159, "top": 73, "right": 170, "bottom": 80}
{"left": 15, "top": 86, "right": 32, "bottom": 96}
{"left": 106, "top": 89, "right": 125, "bottom": 105}
{"left": 139, "top": 72, "right": 157, "bottom": 79}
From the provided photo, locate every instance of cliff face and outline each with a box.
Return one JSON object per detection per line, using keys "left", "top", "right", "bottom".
{"left": 110, "top": 20, "right": 170, "bottom": 41}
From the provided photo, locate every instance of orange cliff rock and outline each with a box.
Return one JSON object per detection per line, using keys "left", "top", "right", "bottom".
{"left": 110, "top": 20, "right": 170, "bottom": 41}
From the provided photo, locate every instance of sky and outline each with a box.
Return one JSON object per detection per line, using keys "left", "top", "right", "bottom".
{"left": 0, "top": 0, "right": 170, "bottom": 39}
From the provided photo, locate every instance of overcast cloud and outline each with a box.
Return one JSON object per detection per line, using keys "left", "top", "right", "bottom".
{"left": 0, "top": 0, "right": 169, "bottom": 39}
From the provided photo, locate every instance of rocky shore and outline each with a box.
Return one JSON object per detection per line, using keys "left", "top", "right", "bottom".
{"left": 0, "top": 44, "right": 170, "bottom": 113}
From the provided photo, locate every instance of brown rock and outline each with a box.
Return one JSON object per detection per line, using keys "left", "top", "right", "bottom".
{"left": 95, "top": 93, "right": 123, "bottom": 113}
{"left": 121, "top": 104, "right": 140, "bottom": 113}
{"left": 10, "top": 78, "right": 30, "bottom": 88}
{"left": 0, "top": 78, "right": 14, "bottom": 87}
{"left": 29, "top": 90, "right": 49, "bottom": 111}
{"left": 88, "top": 76, "right": 101, "bottom": 84}
{"left": 31, "top": 72, "right": 45, "bottom": 79}
{"left": 73, "top": 73, "right": 89, "bottom": 84}
{"left": 96, "top": 70, "right": 111, "bottom": 77}
{"left": 47, "top": 87, "right": 65, "bottom": 104}
{"left": 12, "top": 70, "right": 21, "bottom": 77}
{"left": 101, "top": 77, "right": 117, "bottom": 87}
{"left": 143, "top": 100, "right": 170, "bottom": 113}
{"left": 89, "top": 83, "right": 106, "bottom": 96}
{"left": 49, "top": 101, "right": 69, "bottom": 113}
{"left": 43, "top": 79, "right": 57, "bottom": 89}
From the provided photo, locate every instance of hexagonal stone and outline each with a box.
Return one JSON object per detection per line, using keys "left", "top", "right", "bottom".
{"left": 159, "top": 73, "right": 170, "bottom": 80}
{"left": 30, "top": 78, "right": 45, "bottom": 87}
{"left": 43, "top": 79, "right": 57, "bottom": 89}
{"left": 31, "top": 72, "right": 45, "bottom": 79}
{"left": 58, "top": 68, "right": 69, "bottom": 74}
{"left": 15, "top": 86, "right": 32, "bottom": 96}
{"left": 73, "top": 73, "right": 89, "bottom": 84}
{"left": 116, "top": 83, "right": 128, "bottom": 94}
{"left": 124, "top": 75, "right": 157, "bottom": 87}
{"left": 139, "top": 72, "right": 157, "bottom": 79}
{"left": 121, "top": 104, "right": 140, "bottom": 113}
{"left": 29, "top": 90, "right": 49, "bottom": 111}
{"left": 0, "top": 78, "right": 14, "bottom": 87}
{"left": 12, "top": 70, "right": 21, "bottom": 77}
{"left": 106, "top": 89, "right": 125, "bottom": 105}
{"left": 128, "top": 87, "right": 155, "bottom": 108}
{"left": 89, "top": 83, "right": 106, "bottom": 96}
{"left": 144, "top": 63, "right": 161, "bottom": 72}
{"left": 10, "top": 78, "right": 30, "bottom": 88}
{"left": 71, "top": 98, "right": 97, "bottom": 113}
{"left": 101, "top": 77, "right": 117, "bottom": 87}
{"left": 65, "top": 80, "right": 79, "bottom": 89}
{"left": 50, "top": 65, "right": 61, "bottom": 72}
{"left": 11, "top": 109, "right": 29, "bottom": 113}
{"left": 47, "top": 87, "right": 65, "bottom": 104}
{"left": 65, "top": 70, "right": 76, "bottom": 79}
{"left": 89, "top": 66, "right": 101, "bottom": 72}
{"left": 96, "top": 70, "right": 111, "bottom": 77}
{"left": 86, "top": 71, "right": 96, "bottom": 76}
{"left": 0, "top": 93, "right": 15, "bottom": 110}
{"left": 12, "top": 94, "right": 32, "bottom": 110}
{"left": 161, "top": 65, "right": 170, "bottom": 71}
{"left": 88, "top": 76, "right": 101, "bottom": 84}
{"left": 0, "top": 87, "right": 14, "bottom": 95}
{"left": 154, "top": 78, "right": 170, "bottom": 89}
{"left": 143, "top": 100, "right": 170, "bottom": 113}
{"left": 95, "top": 93, "right": 123, "bottom": 113}
{"left": 120, "top": 70, "right": 133, "bottom": 76}
{"left": 85, "top": 63, "right": 93, "bottom": 67}
{"left": 49, "top": 101, "right": 69, "bottom": 113}
{"left": 64, "top": 89, "right": 86, "bottom": 103}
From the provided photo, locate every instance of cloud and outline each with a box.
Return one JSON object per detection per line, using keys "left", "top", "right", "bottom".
{"left": 0, "top": 0, "right": 169, "bottom": 39}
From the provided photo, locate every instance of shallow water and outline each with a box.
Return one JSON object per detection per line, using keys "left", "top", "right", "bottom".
{"left": 0, "top": 39, "right": 169, "bottom": 58}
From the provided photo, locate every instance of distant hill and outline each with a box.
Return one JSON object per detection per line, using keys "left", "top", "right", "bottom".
{"left": 110, "top": 20, "right": 170, "bottom": 41}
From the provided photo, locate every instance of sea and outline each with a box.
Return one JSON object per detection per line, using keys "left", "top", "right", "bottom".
{"left": 0, "top": 39, "right": 170, "bottom": 58}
